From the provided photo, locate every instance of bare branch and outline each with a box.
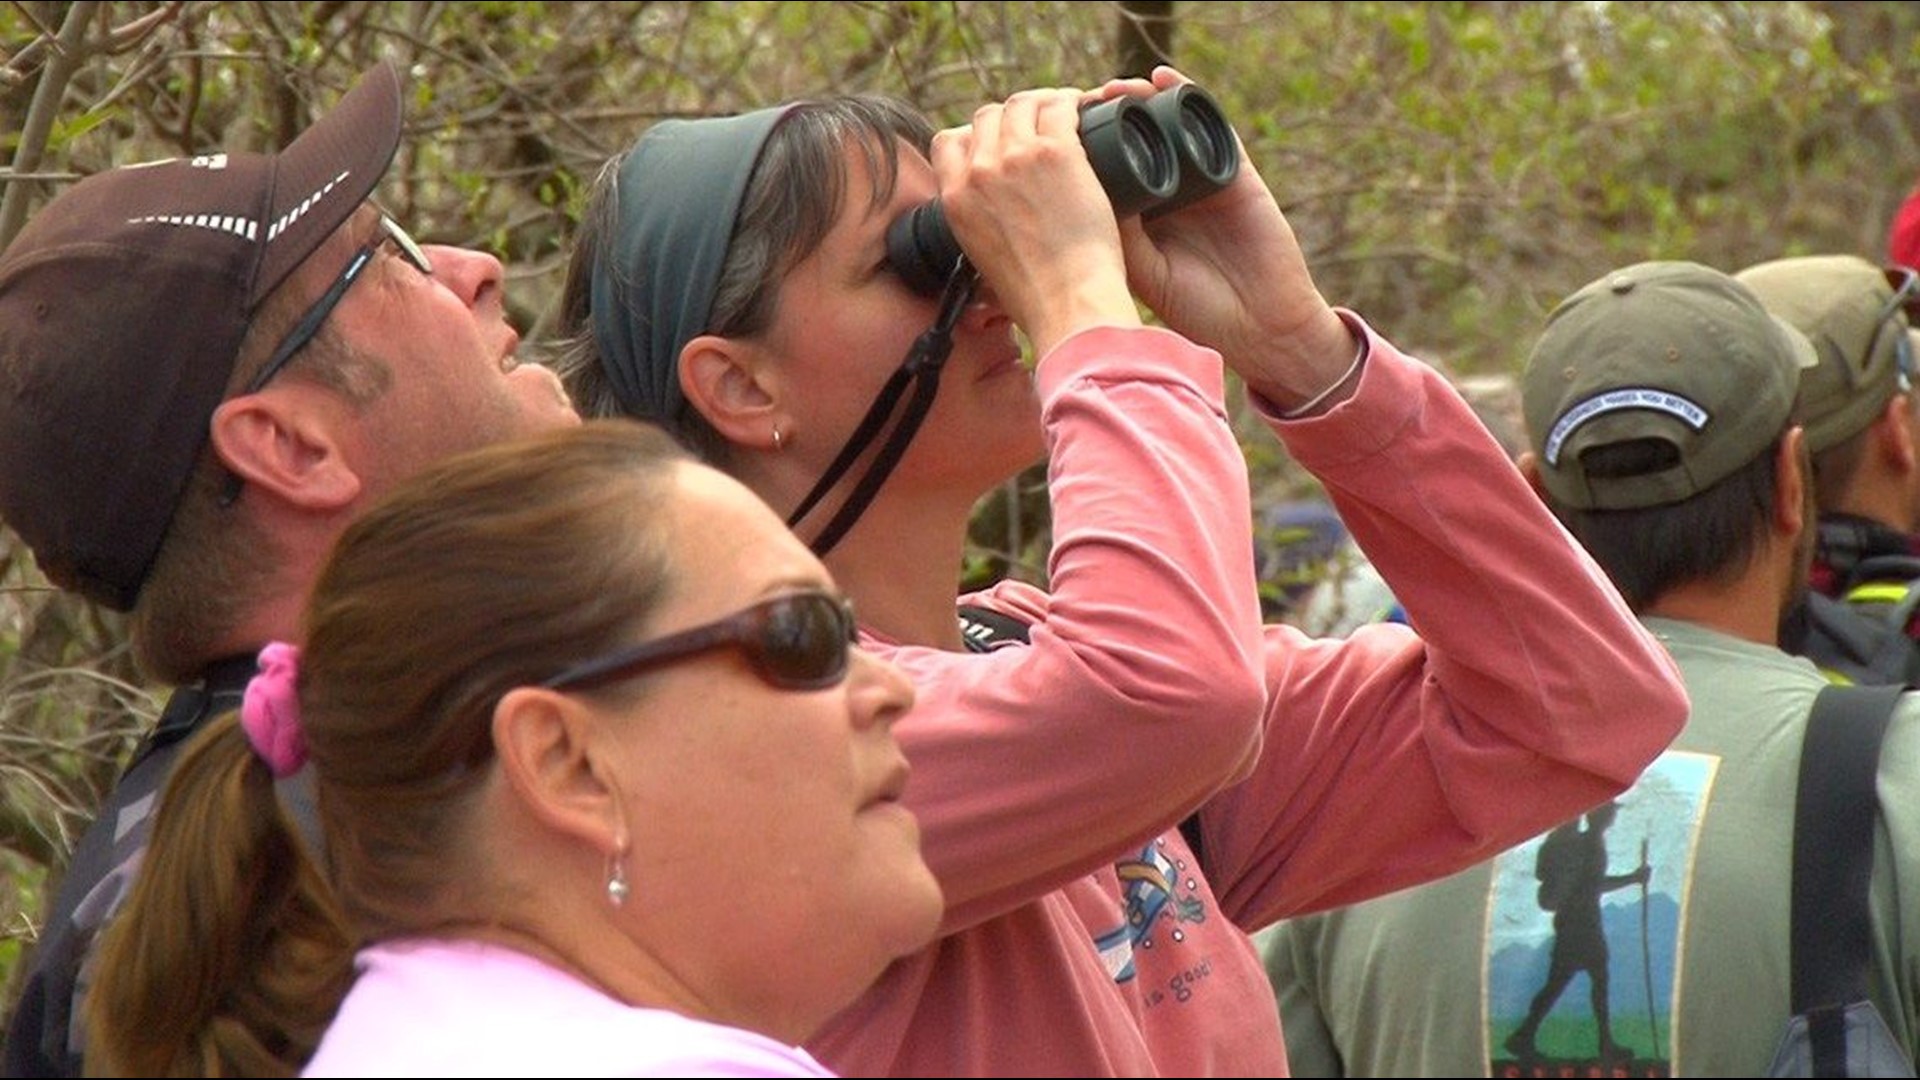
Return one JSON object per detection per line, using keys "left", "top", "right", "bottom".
{"left": 0, "top": 1, "right": 102, "bottom": 248}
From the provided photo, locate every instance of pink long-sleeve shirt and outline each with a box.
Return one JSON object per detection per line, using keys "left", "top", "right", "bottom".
{"left": 808, "top": 319, "right": 1686, "bottom": 1077}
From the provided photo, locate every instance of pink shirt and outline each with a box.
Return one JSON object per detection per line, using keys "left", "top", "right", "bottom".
{"left": 304, "top": 939, "right": 835, "bottom": 1077}
{"left": 808, "top": 320, "right": 1687, "bottom": 1076}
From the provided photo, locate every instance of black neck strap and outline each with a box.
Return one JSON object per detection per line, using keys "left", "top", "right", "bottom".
{"left": 787, "top": 258, "right": 980, "bottom": 557}
{"left": 126, "top": 651, "right": 259, "bottom": 774}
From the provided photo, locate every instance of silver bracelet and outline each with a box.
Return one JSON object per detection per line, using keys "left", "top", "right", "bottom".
{"left": 1280, "top": 332, "right": 1369, "bottom": 419}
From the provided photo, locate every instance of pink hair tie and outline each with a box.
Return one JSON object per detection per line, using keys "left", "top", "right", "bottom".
{"left": 241, "top": 641, "right": 308, "bottom": 778}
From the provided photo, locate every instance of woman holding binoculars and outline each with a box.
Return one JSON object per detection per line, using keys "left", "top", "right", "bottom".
{"left": 552, "top": 66, "right": 1686, "bottom": 1076}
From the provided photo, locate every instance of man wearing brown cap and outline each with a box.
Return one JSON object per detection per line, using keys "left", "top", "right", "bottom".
{"left": 0, "top": 62, "right": 577, "bottom": 1077}
{"left": 1265, "top": 261, "right": 1920, "bottom": 1075}
{"left": 1736, "top": 256, "right": 1920, "bottom": 680}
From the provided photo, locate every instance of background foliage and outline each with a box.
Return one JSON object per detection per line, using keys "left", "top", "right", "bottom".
{"left": 2, "top": 0, "right": 1917, "bottom": 1021}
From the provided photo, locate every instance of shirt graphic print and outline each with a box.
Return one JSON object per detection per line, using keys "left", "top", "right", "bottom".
{"left": 1487, "top": 751, "right": 1717, "bottom": 1078}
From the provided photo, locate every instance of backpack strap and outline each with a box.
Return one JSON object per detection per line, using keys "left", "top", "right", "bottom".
{"left": 954, "top": 603, "right": 1212, "bottom": 873}
{"left": 1788, "top": 594, "right": 1881, "bottom": 677}
{"left": 1792, "top": 682, "right": 1903, "bottom": 1076}
{"left": 1843, "top": 577, "right": 1920, "bottom": 687}
{"left": 1820, "top": 519, "right": 1885, "bottom": 584}
{"left": 1842, "top": 553, "right": 1920, "bottom": 596}
{"left": 1847, "top": 574, "right": 1920, "bottom": 629}
{"left": 122, "top": 652, "right": 257, "bottom": 776}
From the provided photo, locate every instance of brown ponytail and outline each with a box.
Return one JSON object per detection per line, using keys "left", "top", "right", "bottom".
{"left": 83, "top": 712, "right": 352, "bottom": 1077}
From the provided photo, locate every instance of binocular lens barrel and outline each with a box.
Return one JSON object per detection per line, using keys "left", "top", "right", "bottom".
{"left": 884, "top": 84, "right": 1242, "bottom": 297}
{"left": 1077, "top": 97, "right": 1180, "bottom": 219}
{"left": 1151, "top": 86, "right": 1241, "bottom": 215}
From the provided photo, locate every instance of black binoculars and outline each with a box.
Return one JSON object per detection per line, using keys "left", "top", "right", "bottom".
{"left": 884, "top": 84, "right": 1243, "bottom": 296}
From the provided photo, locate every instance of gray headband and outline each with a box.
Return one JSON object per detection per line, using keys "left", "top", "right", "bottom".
{"left": 589, "top": 104, "right": 796, "bottom": 423}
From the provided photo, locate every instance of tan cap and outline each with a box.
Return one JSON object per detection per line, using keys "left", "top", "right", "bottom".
{"left": 1735, "top": 255, "right": 1916, "bottom": 454}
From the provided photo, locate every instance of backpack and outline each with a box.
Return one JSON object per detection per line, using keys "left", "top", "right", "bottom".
{"left": 1766, "top": 683, "right": 1916, "bottom": 1078}
{"left": 1841, "top": 555, "right": 1920, "bottom": 636}
{"left": 1782, "top": 586, "right": 1920, "bottom": 688}
{"left": 1532, "top": 821, "right": 1581, "bottom": 912}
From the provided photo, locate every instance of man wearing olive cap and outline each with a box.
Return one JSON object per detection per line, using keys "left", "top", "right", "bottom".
{"left": 1737, "top": 256, "right": 1920, "bottom": 670}
{"left": 1267, "top": 261, "right": 1920, "bottom": 1076}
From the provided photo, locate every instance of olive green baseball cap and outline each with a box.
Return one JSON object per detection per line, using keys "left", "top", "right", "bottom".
{"left": 1522, "top": 260, "right": 1818, "bottom": 511}
{"left": 1734, "top": 255, "right": 1916, "bottom": 454}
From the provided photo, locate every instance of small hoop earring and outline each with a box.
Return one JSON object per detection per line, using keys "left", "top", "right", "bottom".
{"left": 606, "top": 848, "right": 631, "bottom": 908}
{"left": 772, "top": 426, "right": 785, "bottom": 452}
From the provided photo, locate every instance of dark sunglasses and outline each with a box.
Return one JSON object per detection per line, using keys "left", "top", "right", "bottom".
{"left": 1876, "top": 266, "right": 1918, "bottom": 393}
{"left": 540, "top": 589, "right": 859, "bottom": 693}
{"left": 242, "top": 214, "right": 433, "bottom": 396}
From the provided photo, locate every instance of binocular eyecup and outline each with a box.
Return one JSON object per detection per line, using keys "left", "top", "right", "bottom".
{"left": 885, "top": 84, "right": 1242, "bottom": 297}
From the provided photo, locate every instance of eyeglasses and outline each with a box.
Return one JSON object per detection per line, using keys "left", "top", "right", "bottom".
{"left": 241, "top": 214, "right": 433, "bottom": 396}
{"left": 219, "top": 215, "right": 434, "bottom": 507}
{"left": 540, "top": 589, "right": 860, "bottom": 693}
{"left": 1874, "top": 266, "right": 1919, "bottom": 394}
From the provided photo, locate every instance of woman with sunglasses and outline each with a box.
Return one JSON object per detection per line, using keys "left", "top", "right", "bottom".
{"left": 83, "top": 420, "right": 943, "bottom": 1077}
{"left": 550, "top": 68, "right": 1687, "bottom": 1076}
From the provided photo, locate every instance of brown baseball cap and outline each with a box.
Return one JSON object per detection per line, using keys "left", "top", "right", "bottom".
{"left": 0, "top": 62, "right": 402, "bottom": 611}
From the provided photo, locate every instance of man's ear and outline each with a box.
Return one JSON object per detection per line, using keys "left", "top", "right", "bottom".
{"left": 1877, "top": 392, "right": 1918, "bottom": 475}
{"left": 209, "top": 390, "right": 362, "bottom": 510}
{"left": 678, "top": 334, "right": 783, "bottom": 451}
{"left": 1776, "top": 425, "right": 1809, "bottom": 537}
{"left": 491, "top": 686, "right": 626, "bottom": 853}
{"left": 1517, "top": 450, "right": 1548, "bottom": 500}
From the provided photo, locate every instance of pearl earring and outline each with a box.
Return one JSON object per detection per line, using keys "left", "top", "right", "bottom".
{"left": 606, "top": 848, "right": 631, "bottom": 908}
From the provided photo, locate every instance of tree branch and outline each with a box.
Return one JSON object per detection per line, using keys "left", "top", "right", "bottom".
{"left": 0, "top": 1, "right": 101, "bottom": 249}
